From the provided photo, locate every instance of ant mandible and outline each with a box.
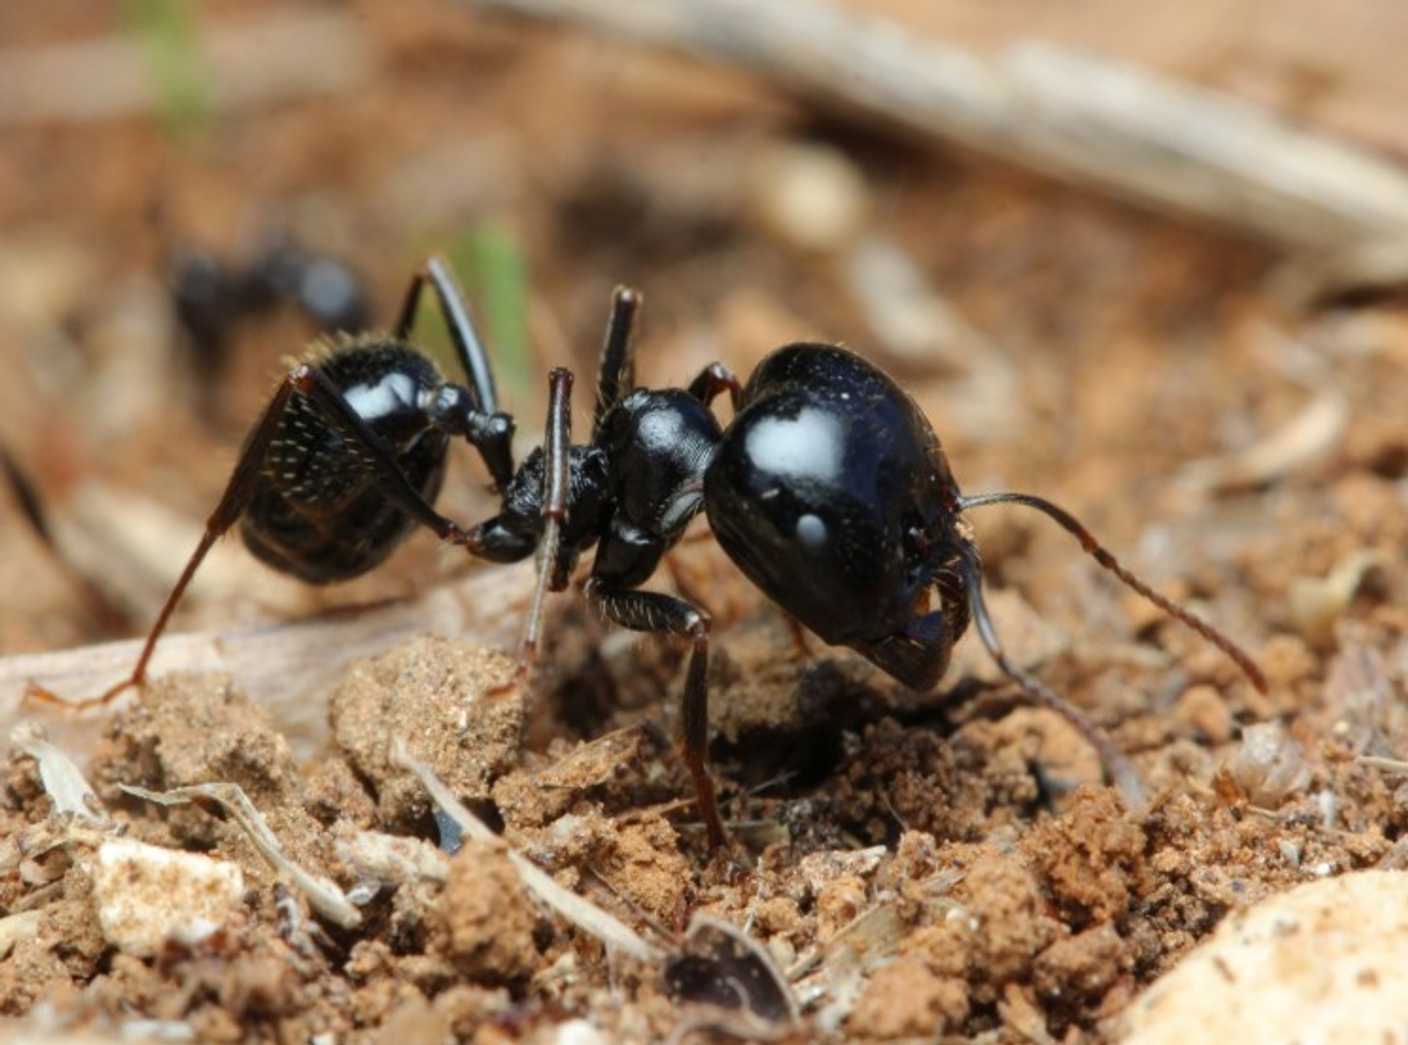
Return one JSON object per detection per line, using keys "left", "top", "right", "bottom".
{"left": 33, "top": 258, "right": 1267, "bottom": 850}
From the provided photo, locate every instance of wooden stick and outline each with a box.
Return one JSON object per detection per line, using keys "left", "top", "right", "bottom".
{"left": 463, "top": 0, "right": 1408, "bottom": 260}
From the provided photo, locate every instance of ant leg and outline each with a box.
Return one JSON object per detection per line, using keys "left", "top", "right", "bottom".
{"left": 686, "top": 363, "right": 742, "bottom": 411}
{"left": 591, "top": 287, "right": 643, "bottom": 442}
{"left": 583, "top": 577, "right": 726, "bottom": 850}
{"left": 958, "top": 491, "right": 1267, "bottom": 693}
{"left": 1, "top": 446, "right": 54, "bottom": 548}
{"left": 956, "top": 553, "right": 1144, "bottom": 807}
{"left": 514, "top": 369, "right": 574, "bottom": 677}
{"left": 395, "top": 258, "right": 515, "bottom": 488}
{"left": 26, "top": 374, "right": 310, "bottom": 709}
{"left": 28, "top": 362, "right": 496, "bottom": 711}
{"left": 395, "top": 257, "right": 500, "bottom": 413}
{"left": 1, "top": 447, "right": 128, "bottom": 635}
{"left": 782, "top": 615, "right": 813, "bottom": 659}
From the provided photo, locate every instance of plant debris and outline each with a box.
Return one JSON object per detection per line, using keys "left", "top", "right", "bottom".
{"left": 120, "top": 781, "right": 362, "bottom": 930}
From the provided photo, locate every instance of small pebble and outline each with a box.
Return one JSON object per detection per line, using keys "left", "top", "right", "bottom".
{"left": 750, "top": 141, "right": 870, "bottom": 253}
{"left": 92, "top": 839, "right": 244, "bottom": 957}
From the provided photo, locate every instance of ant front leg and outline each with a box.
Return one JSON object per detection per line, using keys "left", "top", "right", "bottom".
{"left": 582, "top": 576, "right": 726, "bottom": 850}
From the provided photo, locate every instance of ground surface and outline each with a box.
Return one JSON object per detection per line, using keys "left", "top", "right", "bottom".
{"left": 1, "top": 3, "right": 1407, "bottom": 1043}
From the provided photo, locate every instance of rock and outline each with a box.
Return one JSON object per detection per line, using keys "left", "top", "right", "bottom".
{"left": 93, "top": 672, "right": 303, "bottom": 813}
{"left": 436, "top": 838, "right": 539, "bottom": 984}
{"left": 749, "top": 141, "right": 870, "bottom": 253}
{"left": 91, "top": 839, "right": 244, "bottom": 957}
{"left": 1119, "top": 870, "right": 1408, "bottom": 1045}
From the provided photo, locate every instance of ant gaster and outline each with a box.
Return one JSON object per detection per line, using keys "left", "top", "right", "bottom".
{"left": 33, "top": 259, "right": 1267, "bottom": 850}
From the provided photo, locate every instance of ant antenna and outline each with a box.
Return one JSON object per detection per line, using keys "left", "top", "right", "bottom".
{"left": 958, "top": 491, "right": 1267, "bottom": 694}
{"left": 956, "top": 551, "right": 1145, "bottom": 806}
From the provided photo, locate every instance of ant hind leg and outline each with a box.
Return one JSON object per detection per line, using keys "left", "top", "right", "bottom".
{"left": 395, "top": 258, "right": 516, "bottom": 488}
{"left": 28, "top": 359, "right": 492, "bottom": 711}
{"left": 25, "top": 373, "right": 307, "bottom": 710}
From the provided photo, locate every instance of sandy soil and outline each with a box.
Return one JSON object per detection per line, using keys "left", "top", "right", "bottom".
{"left": 1, "top": 2, "right": 1406, "bottom": 1042}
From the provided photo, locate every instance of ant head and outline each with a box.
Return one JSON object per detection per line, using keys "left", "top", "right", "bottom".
{"left": 848, "top": 607, "right": 957, "bottom": 692}
{"left": 842, "top": 523, "right": 976, "bottom": 692}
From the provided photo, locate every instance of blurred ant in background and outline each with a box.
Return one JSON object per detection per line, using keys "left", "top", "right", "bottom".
{"left": 1, "top": 235, "right": 370, "bottom": 639}
{"left": 170, "top": 236, "right": 370, "bottom": 413}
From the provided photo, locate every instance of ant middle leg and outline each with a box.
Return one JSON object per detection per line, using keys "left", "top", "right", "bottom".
{"left": 512, "top": 368, "right": 575, "bottom": 679}
{"left": 687, "top": 362, "right": 742, "bottom": 411}
{"left": 583, "top": 577, "right": 727, "bottom": 850}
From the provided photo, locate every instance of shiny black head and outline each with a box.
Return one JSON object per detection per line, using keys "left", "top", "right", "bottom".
{"left": 704, "top": 343, "right": 970, "bottom": 689}
{"left": 704, "top": 343, "right": 1268, "bottom": 707}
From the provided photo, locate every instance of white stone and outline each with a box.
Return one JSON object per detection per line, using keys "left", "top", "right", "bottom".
{"left": 92, "top": 839, "right": 244, "bottom": 957}
{"left": 1120, "top": 870, "right": 1408, "bottom": 1045}
{"left": 751, "top": 142, "right": 870, "bottom": 253}
{"left": 552, "top": 1019, "right": 607, "bottom": 1045}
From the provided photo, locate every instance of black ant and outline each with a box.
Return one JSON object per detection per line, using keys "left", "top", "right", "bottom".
{"left": 31, "top": 258, "right": 1266, "bottom": 849}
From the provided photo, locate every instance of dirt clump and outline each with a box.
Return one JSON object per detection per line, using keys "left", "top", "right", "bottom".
{"left": 433, "top": 838, "right": 541, "bottom": 984}
{"left": 329, "top": 636, "right": 523, "bottom": 827}
{"left": 90, "top": 672, "right": 302, "bottom": 814}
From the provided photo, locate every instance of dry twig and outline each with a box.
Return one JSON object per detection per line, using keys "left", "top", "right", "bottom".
{"left": 391, "top": 737, "right": 665, "bottom": 963}
{"left": 120, "top": 781, "right": 363, "bottom": 930}
{"left": 465, "top": 0, "right": 1408, "bottom": 293}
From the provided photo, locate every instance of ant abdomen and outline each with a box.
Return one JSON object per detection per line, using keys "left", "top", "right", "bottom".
{"left": 243, "top": 341, "right": 452, "bottom": 584}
